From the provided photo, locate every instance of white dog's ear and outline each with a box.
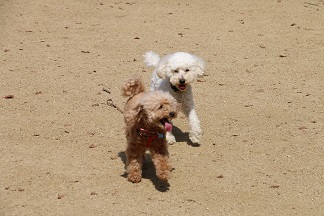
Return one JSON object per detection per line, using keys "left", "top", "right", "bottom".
{"left": 156, "top": 64, "right": 169, "bottom": 79}
{"left": 194, "top": 56, "right": 206, "bottom": 78}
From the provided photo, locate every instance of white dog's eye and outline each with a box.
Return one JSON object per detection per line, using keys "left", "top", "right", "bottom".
{"left": 174, "top": 69, "right": 179, "bottom": 73}
{"left": 185, "top": 69, "right": 190, "bottom": 72}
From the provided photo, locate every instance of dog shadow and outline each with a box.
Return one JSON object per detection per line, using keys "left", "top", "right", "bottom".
{"left": 118, "top": 151, "right": 170, "bottom": 192}
{"left": 172, "top": 126, "right": 200, "bottom": 147}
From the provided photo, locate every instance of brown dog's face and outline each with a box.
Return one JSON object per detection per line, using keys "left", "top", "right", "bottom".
{"left": 139, "top": 91, "right": 179, "bottom": 131}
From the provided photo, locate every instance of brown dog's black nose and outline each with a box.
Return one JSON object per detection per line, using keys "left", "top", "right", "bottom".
{"left": 179, "top": 79, "right": 185, "bottom": 84}
{"left": 169, "top": 112, "right": 175, "bottom": 117}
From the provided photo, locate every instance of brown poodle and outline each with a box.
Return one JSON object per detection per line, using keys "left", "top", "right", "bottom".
{"left": 122, "top": 77, "right": 179, "bottom": 183}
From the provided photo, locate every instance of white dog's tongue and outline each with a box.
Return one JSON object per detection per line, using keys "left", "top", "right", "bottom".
{"left": 178, "top": 84, "right": 186, "bottom": 90}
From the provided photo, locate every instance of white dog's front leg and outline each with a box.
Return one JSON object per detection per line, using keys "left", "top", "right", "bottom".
{"left": 186, "top": 108, "right": 202, "bottom": 144}
{"left": 166, "top": 131, "right": 176, "bottom": 145}
{"left": 180, "top": 89, "right": 202, "bottom": 144}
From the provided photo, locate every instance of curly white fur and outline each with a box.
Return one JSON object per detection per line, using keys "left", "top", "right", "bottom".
{"left": 144, "top": 51, "right": 206, "bottom": 144}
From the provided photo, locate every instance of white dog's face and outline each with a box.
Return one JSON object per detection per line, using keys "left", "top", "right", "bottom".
{"left": 156, "top": 52, "right": 205, "bottom": 91}
{"left": 169, "top": 66, "right": 198, "bottom": 91}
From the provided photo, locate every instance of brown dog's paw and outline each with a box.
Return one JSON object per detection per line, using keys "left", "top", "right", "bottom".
{"left": 156, "top": 170, "right": 170, "bottom": 182}
{"left": 127, "top": 173, "right": 142, "bottom": 183}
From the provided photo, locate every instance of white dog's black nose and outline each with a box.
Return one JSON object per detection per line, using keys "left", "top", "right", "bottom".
{"left": 179, "top": 79, "right": 186, "bottom": 84}
{"left": 169, "top": 112, "right": 175, "bottom": 117}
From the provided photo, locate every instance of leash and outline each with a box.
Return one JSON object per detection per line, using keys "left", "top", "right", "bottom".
{"left": 137, "top": 128, "right": 164, "bottom": 147}
{"left": 107, "top": 99, "right": 123, "bottom": 114}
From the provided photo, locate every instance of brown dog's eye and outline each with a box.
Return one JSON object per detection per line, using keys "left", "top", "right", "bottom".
{"left": 159, "top": 105, "right": 163, "bottom": 109}
{"left": 185, "top": 69, "right": 190, "bottom": 72}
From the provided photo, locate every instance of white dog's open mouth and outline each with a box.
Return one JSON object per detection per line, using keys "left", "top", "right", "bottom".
{"left": 160, "top": 118, "right": 172, "bottom": 132}
{"left": 178, "top": 84, "right": 186, "bottom": 91}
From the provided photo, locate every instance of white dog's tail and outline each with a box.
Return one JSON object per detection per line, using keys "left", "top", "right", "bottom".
{"left": 144, "top": 51, "right": 160, "bottom": 67}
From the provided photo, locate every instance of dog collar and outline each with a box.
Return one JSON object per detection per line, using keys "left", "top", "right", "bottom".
{"left": 137, "top": 128, "right": 164, "bottom": 147}
{"left": 170, "top": 84, "right": 179, "bottom": 92}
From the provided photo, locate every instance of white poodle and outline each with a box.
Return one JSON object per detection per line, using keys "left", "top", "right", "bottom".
{"left": 144, "top": 51, "right": 206, "bottom": 144}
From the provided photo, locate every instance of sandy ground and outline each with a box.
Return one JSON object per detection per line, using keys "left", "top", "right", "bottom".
{"left": 1, "top": 0, "right": 324, "bottom": 215}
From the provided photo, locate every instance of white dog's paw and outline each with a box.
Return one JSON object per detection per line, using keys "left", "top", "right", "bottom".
{"left": 166, "top": 132, "right": 176, "bottom": 145}
{"left": 189, "top": 130, "right": 202, "bottom": 144}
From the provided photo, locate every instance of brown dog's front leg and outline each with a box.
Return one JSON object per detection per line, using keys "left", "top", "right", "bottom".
{"left": 126, "top": 144, "right": 145, "bottom": 183}
{"left": 150, "top": 144, "right": 171, "bottom": 182}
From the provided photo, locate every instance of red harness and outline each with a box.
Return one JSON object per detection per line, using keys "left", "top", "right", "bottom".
{"left": 137, "top": 128, "right": 164, "bottom": 147}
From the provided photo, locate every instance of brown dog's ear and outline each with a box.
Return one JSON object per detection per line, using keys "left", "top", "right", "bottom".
{"left": 124, "top": 104, "right": 144, "bottom": 128}
{"left": 133, "top": 105, "right": 144, "bottom": 121}
{"left": 137, "top": 105, "right": 143, "bottom": 114}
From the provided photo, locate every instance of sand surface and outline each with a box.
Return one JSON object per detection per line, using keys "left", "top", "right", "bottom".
{"left": 1, "top": 0, "right": 324, "bottom": 215}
